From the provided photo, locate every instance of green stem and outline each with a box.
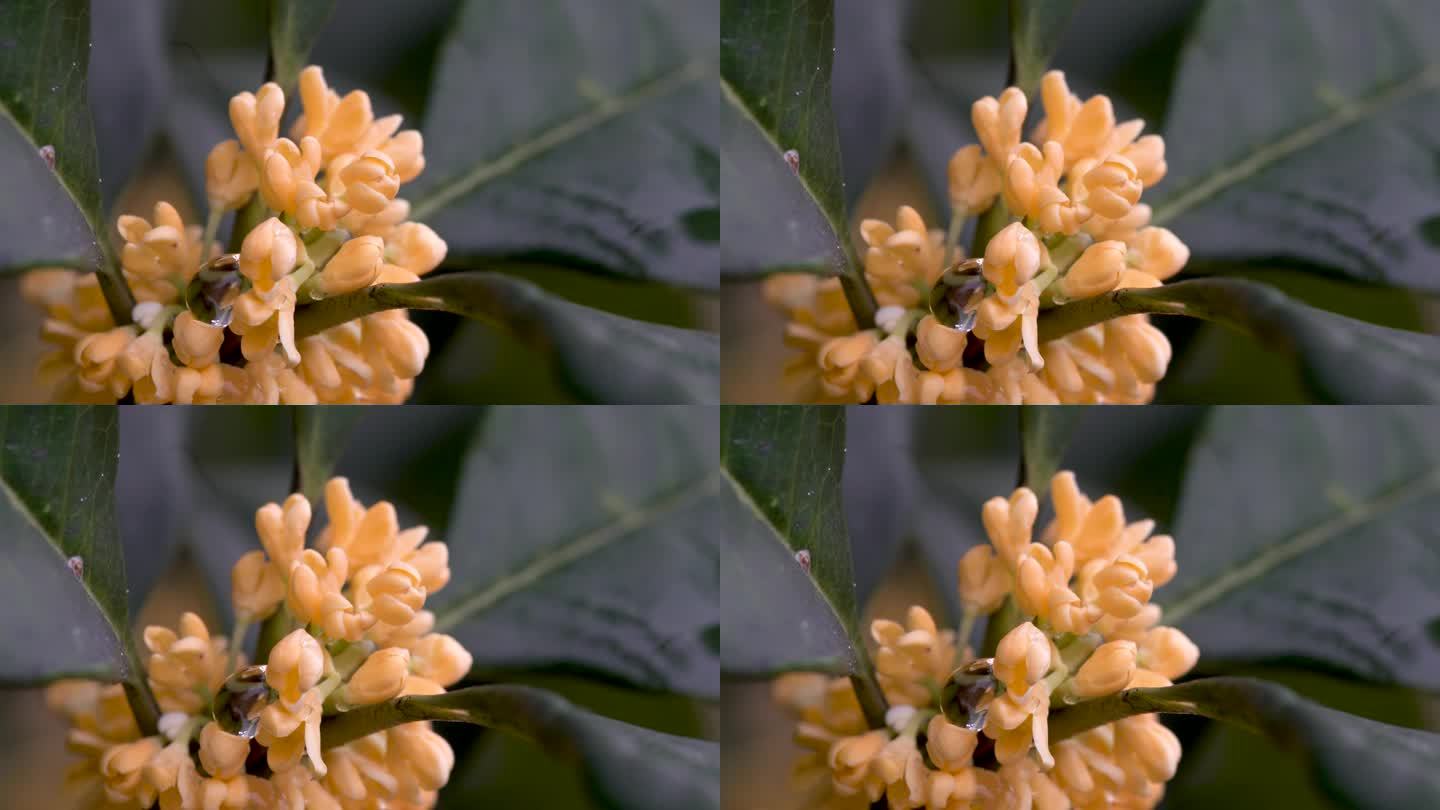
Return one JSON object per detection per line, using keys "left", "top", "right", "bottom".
{"left": 202, "top": 206, "right": 225, "bottom": 254}
{"left": 227, "top": 196, "right": 269, "bottom": 254}
{"left": 1035, "top": 278, "right": 1256, "bottom": 343}
{"left": 95, "top": 237, "right": 137, "bottom": 326}
{"left": 981, "top": 596, "right": 1023, "bottom": 657}
{"left": 943, "top": 208, "right": 968, "bottom": 268}
{"left": 254, "top": 604, "right": 295, "bottom": 667}
{"left": 848, "top": 640, "right": 890, "bottom": 731}
{"left": 1047, "top": 677, "right": 1270, "bottom": 744}
{"left": 968, "top": 199, "right": 1012, "bottom": 262}
{"left": 838, "top": 240, "right": 879, "bottom": 331}
{"left": 122, "top": 635, "right": 160, "bottom": 736}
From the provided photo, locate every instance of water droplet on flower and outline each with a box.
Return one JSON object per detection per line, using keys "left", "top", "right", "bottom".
{"left": 929, "top": 259, "right": 987, "bottom": 332}
{"left": 186, "top": 254, "right": 243, "bottom": 327}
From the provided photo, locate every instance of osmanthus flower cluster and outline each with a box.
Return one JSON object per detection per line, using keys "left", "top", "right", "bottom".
{"left": 45, "top": 476, "right": 471, "bottom": 808}
{"left": 23, "top": 65, "right": 446, "bottom": 404}
{"left": 774, "top": 472, "right": 1199, "bottom": 809}
{"left": 765, "top": 71, "right": 1190, "bottom": 404}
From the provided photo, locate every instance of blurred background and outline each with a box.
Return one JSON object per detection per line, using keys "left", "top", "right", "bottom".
{"left": 722, "top": 0, "right": 1440, "bottom": 403}
{"left": 1, "top": 0, "right": 717, "bottom": 404}
{"left": 0, "top": 407, "right": 717, "bottom": 807}
{"left": 722, "top": 406, "right": 1440, "bottom": 809}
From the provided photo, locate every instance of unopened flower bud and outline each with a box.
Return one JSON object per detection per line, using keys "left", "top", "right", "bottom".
{"left": 383, "top": 130, "right": 426, "bottom": 183}
{"left": 1133, "top": 227, "right": 1189, "bottom": 280}
{"left": 1121, "top": 134, "right": 1168, "bottom": 187}
{"left": 205, "top": 139, "right": 259, "bottom": 211}
{"left": 1072, "top": 640, "right": 1138, "bottom": 697}
{"left": 411, "top": 633, "right": 472, "bottom": 687}
{"left": 1106, "top": 317, "right": 1172, "bottom": 384}
{"left": 948, "top": 144, "right": 1001, "bottom": 215}
{"left": 1059, "top": 240, "right": 1125, "bottom": 300}
{"left": 958, "top": 544, "right": 1008, "bottom": 615}
{"left": 267, "top": 628, "right": 324, "bottom": 707}
{"left": 338, "top": 151, "right": 400, "bottom": 214}
{"left": 1079, "top": 155, "right": 1142, "bottom": 220}
{"left": 318, "top": 236, "right": 383, "bottom": 295}
{"left": 344, "top": 647, "right": 410, "bottom": 705}
{"left": 1116, "top": 716, "right": 1182, "bottom": 783}
{"left": 366, "top": 562, "right": 426, "bottom": 626}
{"left": 916, "top": 314, "right": 967, "bottom": 372}
{"left": 387, "top": 222, "right": 447, "bottom": 276}
{"left": 972, "top": 87, "right": 1027, "bottom": 163}
{"left": 1142, "top": 627, "right": 1199, "bottom": 680}
{"left": 231, "top": 549, "right": 284, "bottom": 622}
{"left": 980, "top": 487, "right": 1038, "bottom": 566}
{"left": 199, "top": 722, "right": 250, "bottom": 779}
{"left": 260, "top": 137, "right": 323, "bottom": 213}
{"left": 926, "top": 715, "right": 978, "bottom": 771}
{"left": 229, "top": 82, "right": 284, "bottom": 161}
{"left": 172, "top": 311, "right": 223, "bottom": 368}
{"left": 1091, "top": 555, "right": 1153, "bottom": 619}
{"left": 255, "top": 493, "right": 311, "bottom": 571}
{"left": 994, "top": 622, "right": 1051, "bottom": 693}
{"left": 369, "top": 315, "right": 430, "bottom": 380}
{"left": 392, "top": 724, "right": 455, "bottom": 791}
{"left": 983, "top": 222, "right": 1042, "bottom": 297}
{"left": 240, "top": 217, "right": 299, "bottom": 292}
{"left": 406, "top": 542, "right": 451, "bottom": 592}
{"left": 99, "top": 737, "right": 162, "bottom": 805}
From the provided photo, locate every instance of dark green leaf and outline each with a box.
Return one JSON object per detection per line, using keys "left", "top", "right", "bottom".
{"left": 323, "top": 685, "right": 718, "bottom": 810}
{"left": 1018, "top": 406, "right": 1080, "bottom": 496}
{"left": 409, "top": 0, "right": 717, "bottom": 289}
{"left": 89, "top": 0, "right": 168, "bottom": 211}
{"left": 292, "top": 272, "right": 718, "bottom": 404}
{"left": 0, "top": 1, "right": 108, "bottom": 279}
{"left": 1048, "top": 676, "right": 1440, "bottom": 810}
{"left": 432, "top": 407, "right": 720, "bottom": 698}
{"left": 720, "top": 407, "right": 885, "bottom": 724}
{"left": 1163, "top": 407, "right": 1440, "bottom": 688}
{"left": 1008, "top": 0, "right": 1080, "bottom": 97}
{"left": 0, "top": 406, "right": 156, "bottom": 733}
{"left": 1037, "top": 277, "right": 1440, "bottom": 404}
{"left": 720, "top": 0, "right": 875, "bottom": 322}
{"left": 1152, "top": 0, "right": 1440, "bottom": 289}
{"left": 292, "top": 407, "right": 360, "bottom": 504}
{"left": 268, "top": 0, "right": 338, "bottom": 92}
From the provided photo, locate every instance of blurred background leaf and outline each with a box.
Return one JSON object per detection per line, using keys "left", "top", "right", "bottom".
{"left": 433, "top": 407, "right": 720, "bottom": 698}
{"left": 1164, "top": 407, "right": 1440, "bottom": 689}
{"left": 267, "top": 0, "right": 338, "bottom": 91}
{"left": 410, "top": 0, "right": 717, "bottom": 290}
{"left": 1152, "top": 0, "right": 1440, "bottom": 291}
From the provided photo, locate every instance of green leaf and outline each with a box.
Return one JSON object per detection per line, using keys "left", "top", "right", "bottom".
{"left": 431, "top": 407, "right": 720, "bottom": 698}
{"left": 1162, "top": 407, "right": 1440, "bottom": 688}
{"left": 1151, "top": 0, "right": 1440, "bottom": 289}
{"left": 1018, "top": 406, "right": 1080, "bottom": 496}
{"left": 0, "top": 0, "right": 130, "bottom": 316}
{"left": 1036, "top": 277, "right": 1440, "bottom": 403}
{"left": 720, "top": 406, "right": 886, "bottom": 723}
{"left": 268, "top": 0, "right": 338, "bottom": 92}
{"left": 292, "top": 272, "right": 718, "bottom": 404}
{"left": 0, "top": 407, "right": 157, "bottom": 730}
{"left": 292, "top": 407, "right": 360, "bottom": 504}
{"left": 1008, "top": 0, "right": 1080, "bottom": 97}
{"left": 1047, "top": 676, "right": 1440, "bottom": 810}
{"left": 408, "top": 0, "right": 717, "bottom": 290}
{"left": 0, "top": 406, "right": 127, "bottom": 683}
{"left": 322, "top": 685, "right": 719, "bottom": 810}
{"left": 720, "top": 0, "right": 876, "bottom": 324}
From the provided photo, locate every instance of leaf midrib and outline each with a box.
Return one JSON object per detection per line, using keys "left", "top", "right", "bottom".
{"left": 433, "top": 470, "right": 723, "bottom": 630}
{"left": 1162, "top": 466, "right": 1440, "bottom": 624}
{"left": 1153, "top": 63, "right": 1440, "bottom": 225}
{"left": 412, "top": 58, "right": 711, "bottom": 220}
